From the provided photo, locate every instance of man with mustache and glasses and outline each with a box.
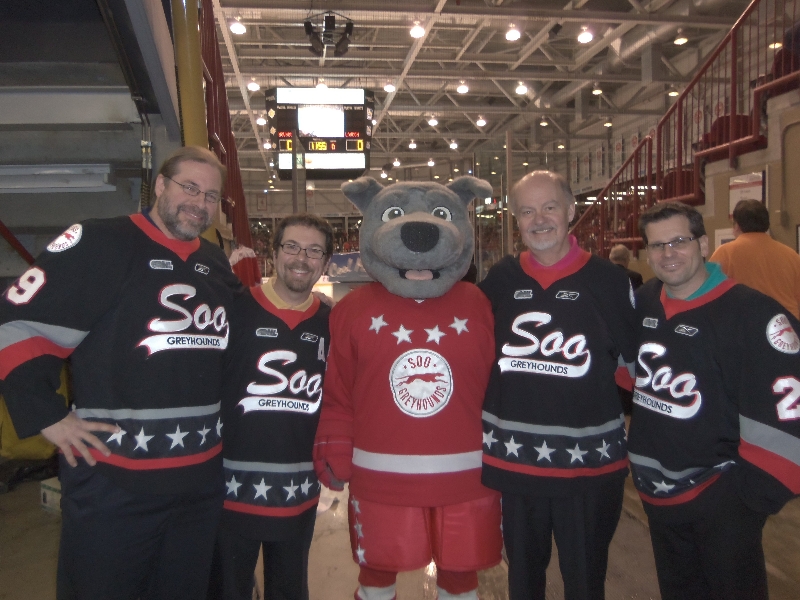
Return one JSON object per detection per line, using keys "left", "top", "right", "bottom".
{"left": 478, "top": 171, "right": 637, "bottom": 600}
{"left": 209, "top": 214, "right": 332, "bottom": 600}
{"left": 628, "top": 202, "right": 800, "bottom": 600}
{"left": 0, "top": 146, "right": 242, "bottom": 600}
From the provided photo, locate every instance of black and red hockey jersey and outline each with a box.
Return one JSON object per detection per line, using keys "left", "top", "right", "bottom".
{"left": 221, "top": 286, "right": 329, "bottom": 540}
{"left": 628, "top": 278, "right": 800, "bottom": 517}
{"left": 479, "top": 247, "right": 638, "bottom": 496}
{"left": 0, "top": 215, "right": 242, "bottom": 494}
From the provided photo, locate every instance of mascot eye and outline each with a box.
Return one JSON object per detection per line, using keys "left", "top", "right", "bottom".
{"left": 381, "top": 207, "right": 405, "bottom": 221}
{"left": 431, "top": 207, "right": 452, "bottom": 221}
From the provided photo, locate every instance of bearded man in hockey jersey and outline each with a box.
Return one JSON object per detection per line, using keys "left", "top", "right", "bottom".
{"left": 208, "top": 213, "right": 332, "bottom": 600}
{"left": 0, "top": 146, "right": 243, "bottom": 600}
{"left": 313, "top": 177, "right": 503, "bottom": 600}
{"left": 628, "top": 202, "right": 800, "bottom": 600}
{"left": 479, "top": 170, "right": 638, "bottom": 600}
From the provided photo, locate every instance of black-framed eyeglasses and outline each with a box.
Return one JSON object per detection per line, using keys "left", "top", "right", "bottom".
{"left": 646, "top": 236, "right": 698, "bottom": 253}
{"left": 164, "top": 176, "right": 222, "bottom": 204}
{"left": 279, "top": 242, "right": 326, "bottom": 260}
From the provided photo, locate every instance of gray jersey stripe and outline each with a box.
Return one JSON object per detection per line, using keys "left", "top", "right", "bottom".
{"left": 0, "top": 320, "right": 88, "bottom": 352}
{"left": 223, "top": 459, "right": 314, "bottom": 473}
{"left": 75, "top": 402, "right": 220, "bottom": 421}
{"left": 628, "top": 452, "right": 707, "bottom": 480}
{"left": 352, "top": 449, "right": 482, "bottom": 474}
{"left": 482, "top": 411, "right": 625, "bottom": 438}
{"left": 740, "top": 415, "right": 800, "bottom": 466}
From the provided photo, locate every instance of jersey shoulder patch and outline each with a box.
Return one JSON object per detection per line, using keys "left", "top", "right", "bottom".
{"left": 47, "top": 224, "right": 82, "bottom": 252}
{"left": 767, "top": 314, "right": 800, "bottom": 354}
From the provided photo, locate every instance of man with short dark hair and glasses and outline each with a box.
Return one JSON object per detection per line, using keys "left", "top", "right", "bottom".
{"left": 209, "top": 213, "right": 333, "bottom": 600}
{"left": 0, "top": 146, "right": 243, "bottom": 599}
{"left": 628, "top": 202, "right": 800, "bottom": 600}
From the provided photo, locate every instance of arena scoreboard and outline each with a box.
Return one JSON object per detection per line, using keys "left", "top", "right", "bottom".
{"left": 264, "top": 88, "right": 374, "bottom": 181}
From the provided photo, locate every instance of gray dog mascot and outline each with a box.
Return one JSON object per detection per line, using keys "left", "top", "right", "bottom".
{"left": 313, "top": 177, "right": 502, "bottom": 600}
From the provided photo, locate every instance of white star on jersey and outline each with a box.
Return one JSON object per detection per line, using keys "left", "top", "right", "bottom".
{"left": 197, "top": 425, "right": 210, "bottom": 445}
{"left": 284, "top": 479, "right": 299, "bottom": 500}
{"left": 354, "top": 522, "right": 364, "bottom": 538}
{"left": 653, "top": 480, "right": 676, "bottom": 494}
{"left": 253, "top": 478, "right": 271, "bottom": 500}
{"left": 134, "top": 427, "right": 154, "bottom": 452}
{"left": 505, "top": 436, "right": 522, "bottom": 457}
{"left": 107, "top": 426, "right": 126, "bottom": 446}
{"left": 300, "top": 478, "right": 313, "bottom": 496}
{"left": 216, "top": 417, "right": 223, "bottom": 437}
{"left": 534, "top": 440, "right": 556, "bottom": 462}
{"left": 483, "top": 430, "right": 497, "bottom": 448}
{"left": 356, "top": 545, "right": 366, "bottom": 564}
{"left": 567, "top": 443, "right": 588, "bottom": 464}
{"left": 166, "top": 425, "right": 189, "bottom": 449}
{"left": 351, "top": 498, "right": 361, "bottom": 514}
{"left": 391, "top": 325, "right": 413, "bottom": 344}
{"left": 369, "top": 315, "right": 388, "bottom": 333}
{"left": 226, "top": 475, "right": 242, "bottom": 497}
{"left": 424, "top": 325, "right": 446, "bottom": 344}
{"left": 449, "top": 317, "right": 469, "bottom": 334}
{"left": 596, "top": 440, "right": 611, "bottom": 460}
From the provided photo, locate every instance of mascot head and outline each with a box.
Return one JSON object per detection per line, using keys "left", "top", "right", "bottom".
{"left": 341, "top": 176, "right": 492, "bottom": 299}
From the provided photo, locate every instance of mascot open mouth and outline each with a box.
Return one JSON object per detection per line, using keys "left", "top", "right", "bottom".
{"left": 400, "top": 269, "right": 441, "bottom": 281}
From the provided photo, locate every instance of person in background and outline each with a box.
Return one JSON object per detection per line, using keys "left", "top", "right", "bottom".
{"left": 609, "top": 244, "right": 644, "bottom": 290}
{"left": 0, "top": 146, "right": 242, "bottom": 600}
{"left": 209, "top": 213, "right": 332, "bottom": 600}
{"left": 709, "top": 199, "right": 800, "bottom": 318}
{"left": 479, "top": 170, "right": 637, "bottom": 600}
{"left": 629, "top": 202, "right": 800, "bottom": 600}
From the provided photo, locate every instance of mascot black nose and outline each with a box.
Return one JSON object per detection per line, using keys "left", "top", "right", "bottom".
{"left": 401, "top": 222, "right": 440, "bottom": 253}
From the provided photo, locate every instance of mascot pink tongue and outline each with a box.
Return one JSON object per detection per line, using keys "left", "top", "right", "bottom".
{"left": 313, "top": 177, "right": 502, "bottom": 600}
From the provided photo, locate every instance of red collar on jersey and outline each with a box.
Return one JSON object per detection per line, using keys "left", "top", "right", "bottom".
{"left": 519, "top": 236, "right": 591, "bottom": 290}
{"left": 130, "top": 213, "right": 201, "bottom": 261}
{"left": 660, "top": 278, "right": 737, "bottom": 319}
{"left": 250, "top": 285, "right": 320, "bottom": 329}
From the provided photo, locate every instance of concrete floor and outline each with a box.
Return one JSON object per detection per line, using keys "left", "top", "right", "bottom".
{"left": 1, "top": 476, "right": 799, "bottom": 600}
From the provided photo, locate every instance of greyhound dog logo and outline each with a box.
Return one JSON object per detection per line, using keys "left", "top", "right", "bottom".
{"left": 389, "top": 349, "right": 453, "bottom": 418}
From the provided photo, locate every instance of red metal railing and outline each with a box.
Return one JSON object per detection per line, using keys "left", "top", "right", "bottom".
{"left": 199, "top": 0, "right": 253, "bottom": 248}
{"left": 573, "top": 0, "right": 799, "bottom": 254}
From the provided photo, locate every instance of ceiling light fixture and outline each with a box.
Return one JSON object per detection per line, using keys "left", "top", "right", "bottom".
{"left": 673, "top": 30, "right": 688, "bottom": 46}
{"left": 453, "top": 167, "right": 459, "bottom": 172}
{"left": 592, "top": 82, "right": 603, "bottom": 96}
{"left": 384, "top": 82, "right": 396, "bottom": 93}
{"left": 457, "top": 81, "right": 469, "bottom": 94}
{"left": 667, "top": 87, "right": 680, "bottom": 97}
{"left": 515, "top": 82, "right": 528, "bottom": 95}
{"left": 476, "top": 116, "right": 486, "bottom": 127}
{"left": 409, "top": 140, "right": 417, "bottom": 149}
{"left": 263, "top": 141, "right": 271, "bottom": 149}
{"left": 506, "top": 24, "right": 521, "bottom": 41}
{"left": 522, "top": 161, "right": 529, "bottom": 166}
{"left": 603, "top": 119, "right": 613, "bottom": 128}
{"left": 304, "top": 21, "right": 325, "bottom": 56}
{"left": 450, "top": 141, "right": 458, "bottom": 149}
{"left": 769, "top": 41, "right": 783, "bottom": 49}
{"left": 393, "top": 158, "right": 401, "bottom": 167}
{"left": 428, "top": 158, "right": 435, "bottom": 167}
{"left": 247, "top": 80, "right": 260, "bottom": 92}
{"left": 256, "top": 116, "right": 266, "bottom": 126}
{"left": 380, "top": 172, "right": 388, "bottom": 179}
{"left": 428, "top": 116, "right": 438, "bottom": 126}
{"left": 315, "top": 79, "right": 327, "bottom": 89}
{"left": 334, "top": 21, "right": 353, "bottom": 57}
{"left": 577, "top": 27, "right": 593, "bottom": 44}
{"left": 557, "top": 143, "right": 565, "bottom": 149}
{"left": 228, "top": 18, "right": 246, "bottom": 35}
{"left": 539, "top": 117, "right": 548, "bottom": 127}
{"left": 410, "top": 21, "right": 425, "bottom": 38}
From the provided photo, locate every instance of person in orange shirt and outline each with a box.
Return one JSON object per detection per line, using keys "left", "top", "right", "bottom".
{"left": 709, "top": 200, "right": 800, "bottom": 318}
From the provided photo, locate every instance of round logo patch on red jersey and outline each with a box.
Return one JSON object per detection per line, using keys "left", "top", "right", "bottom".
{"left": 767, "top": 314, "right": 800, "bottom": 354}
{"left": 389, "top": 349, "right": 453, "bottom": 418}
{"left": 47, "top": 224, "right": 82, "bottom": 252}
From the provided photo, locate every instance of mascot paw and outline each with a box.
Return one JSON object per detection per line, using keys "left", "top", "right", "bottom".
{"left": 313, "top": 435, "right": 353, "bottom": 490}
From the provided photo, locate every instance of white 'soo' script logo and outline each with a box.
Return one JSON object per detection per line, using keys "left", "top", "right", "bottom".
{"left": 633, "top": 342, "right": 701, "bottom": 419}
{"left": 498, "top": 311, "right": 591, "bottom": 378}
{"left": 138, "top": 284, "right": 228, "bottom": 354}
{"left": 238, "top": 350, "right": 323, "bottom": 414}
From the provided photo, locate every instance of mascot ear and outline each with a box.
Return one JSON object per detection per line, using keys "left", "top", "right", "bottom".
{"left": 341, "top": 177, "right": 384, "bottom": 214}
{"left": 446, "top": 176, "right": 494, "bottom": 206}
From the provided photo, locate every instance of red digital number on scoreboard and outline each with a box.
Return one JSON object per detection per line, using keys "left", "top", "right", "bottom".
{"left": 345, "top": 131, "right": 361, "bottom": 138}
{"left": 278, "top": 131, "right": 292, "bottom": 138}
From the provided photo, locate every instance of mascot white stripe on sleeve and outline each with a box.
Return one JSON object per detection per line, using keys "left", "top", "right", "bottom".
{"left": 313, "top": 177, "right": 502, "bottom": 600}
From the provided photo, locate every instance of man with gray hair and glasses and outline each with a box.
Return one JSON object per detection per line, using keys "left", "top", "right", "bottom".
{"left": 628, "top": 201, "right": 800, "bottom": 600}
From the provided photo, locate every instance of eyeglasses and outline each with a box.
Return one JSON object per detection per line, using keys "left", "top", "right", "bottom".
{"left": 646, "top": 236, "right": 698, "bottom": 253}
{"left": 279, "top": 242, "right": 326, "bottom": 260}
{"left": 164, "top": 176, "right": 221, "bottom": 204}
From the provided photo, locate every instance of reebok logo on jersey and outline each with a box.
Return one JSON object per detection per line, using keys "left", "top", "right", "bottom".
{"left": 767, "top": 314, "right": 800, "bottom": 354}
{"left": 634, "top": 342, "right": 701, "bottom": 419}
{"left": 47, "top": 224, "right": 82, "bottom": 252}
{"left": 643, "top": 318, "right": 658, "bottom": 329}
{"left": 300, "top": 333, "right": 319, "bottom": 343}
{"left": 514, "top": 290, "right": 533, "bottom": 300}
{"left": 555, "top": 291, "right": 579, "bottom": 300}
{"left": 150, "top": 260, "right": 173, "bottom": 271}
{"left": 256, "top": 328, "right": 279, "bottom": 338}
{"left": 195, "top": 264, "right": 210, "bottom": 275}
{"left": 675, "top": 325, "right": 698, "bottom": 337}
